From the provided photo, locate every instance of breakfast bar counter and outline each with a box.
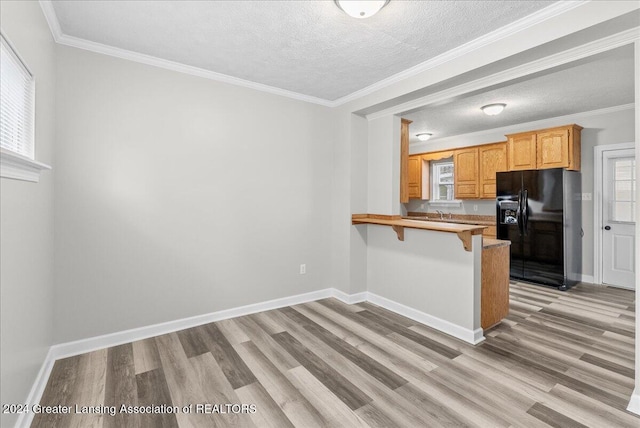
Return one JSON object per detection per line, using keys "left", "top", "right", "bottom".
{"left": 352, "top": 214, "right": 486, "bottom": 251}
{"left": 351, "top": 213, "right": 510, "bottom": 344}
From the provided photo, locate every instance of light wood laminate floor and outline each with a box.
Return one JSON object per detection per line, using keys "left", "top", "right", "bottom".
{"left": 32, "top": 282, "right": 638, "bottom": 427}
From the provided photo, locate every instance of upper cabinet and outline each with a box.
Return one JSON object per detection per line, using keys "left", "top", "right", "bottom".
{"left": 479, "top": 143, "right": 508, "bottom": 199}
{"left": 408, "top": 155, "right": 422, "bottom": 199}
{"left": 454, "top": 147, "right": 479, "bottom": 199}
{"left": 507, "top": 124, "right": 582, "bottom": 171}
{"left": 402, "top": 124, "right": 581, "bottom": 203}
{"left": 507, "top": 132, "right": 537, "bottom": 170}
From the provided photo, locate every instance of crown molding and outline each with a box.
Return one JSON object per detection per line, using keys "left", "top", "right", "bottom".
{"left": 37, "top": 0, "right": 608, "bottom": 109}
{"left": 59, "top": 33, "right": 335, "bottom": 107}
{"left": 367, "top": 27, "right": 640, "bottom": 121}
{"left": 37, "top": 2, "right": 333, "bottom": 107}
{"left": 331, "top": 1, "right": 589, "bottom": 107}
{"left": 39, "top": 0, "right": 62, "bottom": 40}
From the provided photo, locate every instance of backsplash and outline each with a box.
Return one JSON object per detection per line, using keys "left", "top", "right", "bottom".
{"left": 403, "top": 199, "right": 496, "bottom": 216}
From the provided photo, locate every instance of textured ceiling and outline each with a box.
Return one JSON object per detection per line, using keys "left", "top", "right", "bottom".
{"left": 403, "top": 44, "right": 635, "bottom": 143}
{"left": 49, "top": 0, "right": 556, "bottom": 101}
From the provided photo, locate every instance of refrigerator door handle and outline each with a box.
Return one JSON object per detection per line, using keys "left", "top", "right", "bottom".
{"left": 516, "top": 190, "right": 523, "bottom": 236}
{"left": 522, "top": 189, "right": 529, "bottom": 235}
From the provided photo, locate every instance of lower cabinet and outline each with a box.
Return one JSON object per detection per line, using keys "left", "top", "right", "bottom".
{"left": 481, "top": 243, "right": 510, "bottom": 329}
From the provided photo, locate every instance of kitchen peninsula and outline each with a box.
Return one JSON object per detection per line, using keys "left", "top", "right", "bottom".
{"left": 352, "top": 214, "right": 510, "bottom": 344}
{"left": 352, "top": 214, "right": 486, "bottom": 251}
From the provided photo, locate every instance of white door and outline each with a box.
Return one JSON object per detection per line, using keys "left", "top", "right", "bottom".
{"left": 602, "top": 149, "right": 636, "bottom": 289}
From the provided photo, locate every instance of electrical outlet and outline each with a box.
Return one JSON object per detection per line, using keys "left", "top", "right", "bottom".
{"left": 473, "top": 204, "right": 478, "bottom": 212}
{"left": 420, "top": 203, "right": 426, "bottom": 209}
{"left": 299, "top": 264, "right": 306, "bottom": 275}
{"left": 582, "top": 193, "right": 592, "bottom": 201}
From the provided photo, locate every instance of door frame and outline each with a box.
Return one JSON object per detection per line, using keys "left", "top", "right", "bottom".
{"left": 593, "top": 142, "right": 636, "bottom": 285}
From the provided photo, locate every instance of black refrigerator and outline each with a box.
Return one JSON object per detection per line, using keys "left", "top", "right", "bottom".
{"left": 496, "top": 168, "right": 582, "bottom": 290}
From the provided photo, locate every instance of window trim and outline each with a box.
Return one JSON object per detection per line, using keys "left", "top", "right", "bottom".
{"left": 431, "top": 160, "right": 454, "bottom": 201}
{"left": 429, "top": 158, "right": 462, "bottom": 208}
{"left": 1, "top": 148, "right": 51, "bottom": 182}
{"left": 0, "top": 32, "right": 50, "bottom": 182}
{"left": 428, "top": 158, "right": 462, "bottom": 207}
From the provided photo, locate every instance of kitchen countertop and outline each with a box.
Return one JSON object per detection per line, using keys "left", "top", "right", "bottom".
{"left": 352, "top": 214, "right": 486, "bottom": 252}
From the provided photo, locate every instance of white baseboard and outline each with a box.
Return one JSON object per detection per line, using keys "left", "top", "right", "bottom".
{"left": 50, "top": 288, "right": 339, "bottom": 360}
{"left": 17, "top": 287, "right": 483, "bottom": 427}
{"left": 628, "top": 388, "right": 640, "bottom": 415}
{"left": 332, "top": 288, "right": 368, "bottom": 304}
{"left": 366, "top": 292, "right": 485, "bottom": 345}
{"left": 15, "top": 347, "right": 56, "bottom": 428}
{"left": 579, "top": 274, "right": 595, "bottom": 284}
{"left": 17, "top": 287, "right": 337, "bottom": 428}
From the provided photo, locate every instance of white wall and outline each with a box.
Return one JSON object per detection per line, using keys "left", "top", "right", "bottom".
{"left": 409, "top": 106, "right": 636, "bottom": 279}
{"left": 630, "top": 39, "right": 640, "bottom": 416}
{"left": 2, "top": 2, "right": 637, "bottom": 420}
{"left": 53, "top": 46, "right": 336, "bottom": 343}
{"left": 367, "top": 226, "right": 482, "bottom": 339}
{"left": 405, "top": 199, "right": 496, "bottom": 216}
{"left": 348, "top": 114, "right": 369, "bottom": 295}
{"left": 367, "top": 116, "right": 401, "bottom": 215}
{"left": 0, "top": 2, "right": 56, "bottom": 427}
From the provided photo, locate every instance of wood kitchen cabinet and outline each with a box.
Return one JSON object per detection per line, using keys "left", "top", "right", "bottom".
{"left": 537, "top": 125, "right": 581, "bottom": 170}
{"left": 479, "top": 142, "right": 508, "bottom": 199}
{"left": 507, "top": 124, "right": 582, "bottom": 171}
{"left": 482, "top": 241, "right": 510, "bottom": 329}
{"left": 406, "top": 125, "right": 580, "bottom": 202}
{"left": 408, "top": 150, "right": 453, "bottom": 200}
{"left": 400, "top": 118, "right": 412, "bottom": 203}
{"left": 507, "top": 131, "right": 537, "bottom": 170}
{"left": 454, "top": 147, "right": 479, "bottom": 199}
{"left": 408, "top": 155, "right": 422, "bottom": 199}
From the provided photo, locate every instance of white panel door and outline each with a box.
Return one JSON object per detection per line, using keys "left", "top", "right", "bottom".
{"left": 602, "top": 150, "right": 636, "bottom": 289}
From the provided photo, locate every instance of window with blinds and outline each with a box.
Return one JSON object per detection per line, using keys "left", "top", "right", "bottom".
{"left": 1, "top": 34, "right": 35, "bottom": 159}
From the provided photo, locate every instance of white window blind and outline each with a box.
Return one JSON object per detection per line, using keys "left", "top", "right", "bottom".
{"left": 1, "top": 34, "right": 35, "bottom": 159}
{"left": 432, "top": 160, "right": 454, "bottom": 201}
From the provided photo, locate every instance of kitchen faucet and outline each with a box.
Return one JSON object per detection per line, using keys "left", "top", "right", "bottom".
{"left": 436, "top": 210, "right": 444, "bottom": 220}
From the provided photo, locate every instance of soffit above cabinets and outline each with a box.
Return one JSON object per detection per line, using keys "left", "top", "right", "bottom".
{"left": 45, "top": 0, "right": 558, "bottom": 104}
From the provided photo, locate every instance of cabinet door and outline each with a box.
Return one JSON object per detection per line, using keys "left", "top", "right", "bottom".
{"left": 537, "top": 128, "right": 569, "bottom": 169}
{"left": 508, "top": 133, "right": 537, "bottom": 170}
{"left": 479, "top": 143, "right": 508, "bottom": 199}
{"left": 454, "top": 148, "right": 479, "bottom": 199}
{"left": 408, "top": 155, "right": 421, "bottom": 199}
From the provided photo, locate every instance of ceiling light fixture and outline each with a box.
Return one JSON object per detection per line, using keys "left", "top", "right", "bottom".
{"left": 416, "top": 133, "right": 432, "bottom": 141}
{"left": 334, "top": 0, "right": 390, "bottom": 19}
{"left": 481, "top": 103, "right": 506, "bottom": 116}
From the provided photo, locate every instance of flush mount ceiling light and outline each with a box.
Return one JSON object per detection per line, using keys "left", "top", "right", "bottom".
{"left": 481, "top": 103, "right": 507, "bottom": 116}
{"left": 334, "top": 0, "right": 390, "bottom": 19}
{"left": 416, "top": 133, "right": 432, "bottom": 141}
